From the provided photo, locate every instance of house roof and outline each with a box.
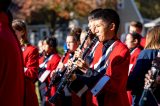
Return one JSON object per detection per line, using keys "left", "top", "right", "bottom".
{"left": 144, "top": 17, "right": 160, "bottom": 27}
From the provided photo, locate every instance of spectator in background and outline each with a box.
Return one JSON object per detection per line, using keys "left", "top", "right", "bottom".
{"left": 0, "top": 0, "right": 25, "bottom": 106}
{"left": 129, "top": 21, "right": 143, "bottom": 34}
{"left": 129, "top": 21, "right": 146, "bottom": 49}
{"left": 12, "top": 19, "right": 39, "bottom": 106}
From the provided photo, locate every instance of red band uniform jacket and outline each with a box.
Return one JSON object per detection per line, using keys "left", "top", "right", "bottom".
{"left": 39, "top": 53, "right": 61, "bottom": 105}
{"left": 23, "top": 44, "right": 39, "bottom": 106}
{"left": 140, "top": 37, "right": 146, "bottom": 49}
{"left": 129, "top": 47, "right": 142, "bottom": 73}
{"left": 95, "top": 40, "right": 130, "bottom": 106}
{"left": 62, "top": 52, "right": 70, "bottom": 65}
{"left": 77, "top": 40, "right": 130, "bottom": 106}
{"left": 0, "top": 12, "right": 25, "bottom": 106}
{"left": 127, "top": 47, "right": 141, "bottom": 105}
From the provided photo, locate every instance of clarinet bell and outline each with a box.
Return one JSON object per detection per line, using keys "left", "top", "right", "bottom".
{"left": 44, "top": 88, "right": 51, "bottom": 97}
{"left": 48, "top": 92, "right": 59, "bottom": 104}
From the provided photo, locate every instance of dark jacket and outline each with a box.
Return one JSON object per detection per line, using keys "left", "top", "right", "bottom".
{"left": 127, "top": 49, "right": 160, "bottom": 105}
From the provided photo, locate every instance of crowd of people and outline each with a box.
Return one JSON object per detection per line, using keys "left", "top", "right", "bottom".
{"left": 0, "top": 0, "right": 160, "bottom": 106}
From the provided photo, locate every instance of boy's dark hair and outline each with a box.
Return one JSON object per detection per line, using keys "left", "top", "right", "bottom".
{"left": 93, "top": 8, "right": 120, "bottom": 34}
{"left": 88, "top": 8, "right": 103, "bottom": 20}
{"left": 45, "top": 37, "right": 57, "bottom": 49}
{"left": 130, "top": 21, "right": 143, "bottom": 30}
{"left": 130, "top": 32, "right": 142, "bottom": 45}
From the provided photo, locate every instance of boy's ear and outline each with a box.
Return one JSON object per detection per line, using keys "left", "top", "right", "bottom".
{"left": 133, "top": 39, "right": 138, "bottom": 44}
{"left": 110, "top": 23, "right": 115, "bottom": 31}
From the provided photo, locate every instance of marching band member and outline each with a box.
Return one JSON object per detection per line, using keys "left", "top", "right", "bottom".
{"left": 71, "top": 9, "right": 130, "bottom": 106}
{"left": 69, "top": 30, "right": 96, "bottom": 106}
{"left": 50, "top": 27, "right": 81, "bottom": 106}
{"left": 12, "top": 19, "right": 39, "bottom": 106}
{"left": 0, "top": 1, "right": 24, "bottom": 105}
{"left": 125, "top": 32, "right": 142, "bottom": 73}
{"left": 125, "top": 32, "right": 142, "bottom": 105}
{"left": 38, "top": 37, "right": 61, "bottom": 106}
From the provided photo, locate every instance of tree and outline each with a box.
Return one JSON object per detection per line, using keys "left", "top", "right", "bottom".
{"left": 135, "top": 0, "right": 160, "bottom": 19}
{"left": 10, "top": 0, "right": 117, "bottom": 28}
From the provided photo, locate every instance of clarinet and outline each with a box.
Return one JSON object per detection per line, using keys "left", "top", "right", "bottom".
{"left": 139, "top": 51, "right": 160, "bottom": 106}
{"left": 82, "top": 36, "right": 98, "bottom": 59}
{"left": 48, "top": 30, "right": 97, "bottom": 104}
{"left": 44, "top": 50, "right": 69, "bottom": 96}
